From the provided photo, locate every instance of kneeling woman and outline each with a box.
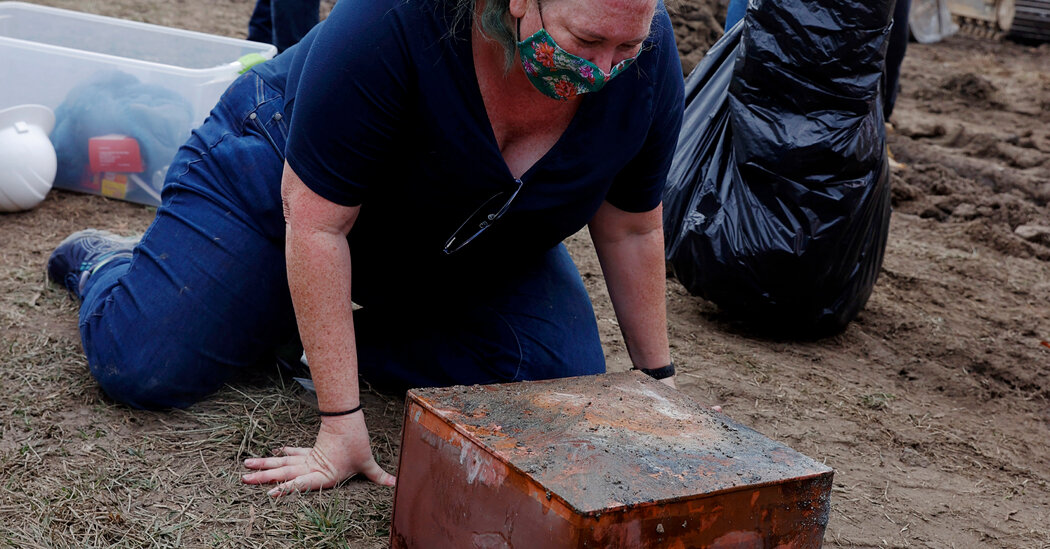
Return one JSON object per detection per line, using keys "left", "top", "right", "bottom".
{"left": 48, "top": 0, "right": 684, "bottom": 496}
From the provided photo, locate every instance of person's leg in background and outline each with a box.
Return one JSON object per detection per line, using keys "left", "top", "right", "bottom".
{"left": 724, "top": 0, "right": 747, "bottom": 31}
{"left": 352, "top": 244, "right": 607, "bottom": 393}
{"left": 49, "top": 73, "right": 297, "bottom": 410}
{"left": 247, "top": 0, "right": 320, "bottom": 54}
{"left": 247, "top": 0, "right": 273, "bottom": 47}
{"left": 271, "top": 0, "right": 321, "bottom": 53}
{"left": 884, "top": 0, "right": 912, "bottom": 121}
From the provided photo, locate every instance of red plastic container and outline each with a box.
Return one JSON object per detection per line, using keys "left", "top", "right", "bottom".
{"left": 391, "top": 371, "right": 833, "bottom": 548}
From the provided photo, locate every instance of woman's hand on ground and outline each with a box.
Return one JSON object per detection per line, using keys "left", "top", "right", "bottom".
{"left": 241, "top": 413, "right": 396, "bottom": 496}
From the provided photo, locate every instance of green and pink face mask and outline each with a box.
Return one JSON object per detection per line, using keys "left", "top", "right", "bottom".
{"left": 515, "top": 6, "right": 640, "bottom": 100}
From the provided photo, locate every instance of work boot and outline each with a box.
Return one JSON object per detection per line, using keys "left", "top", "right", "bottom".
{"left": 47, "top": 229, "right": 139, "bottom": 299}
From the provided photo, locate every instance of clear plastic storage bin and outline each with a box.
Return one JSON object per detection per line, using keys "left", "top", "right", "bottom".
{"left": 0, "top": 2, "right": 277, "bottom": 205}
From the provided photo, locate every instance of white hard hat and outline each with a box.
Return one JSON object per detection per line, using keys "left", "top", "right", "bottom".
{"left": 0, "top": 104, "right": 57, "bottom": 213}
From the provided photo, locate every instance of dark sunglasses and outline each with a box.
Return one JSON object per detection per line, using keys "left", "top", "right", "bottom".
{"left": 443, "top": 178, "right": 524, "bottom": 255}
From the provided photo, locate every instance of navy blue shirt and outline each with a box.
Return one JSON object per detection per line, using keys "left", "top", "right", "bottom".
{"left": 254, "top": 0, "right": 684, "bottom": 305}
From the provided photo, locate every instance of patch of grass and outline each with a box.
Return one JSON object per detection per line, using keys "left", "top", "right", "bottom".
{"left": 1, "top": 310, "right": 401, "bottom": 547}
{"left": 859, "top": 392, "right": 896, "bottom": 410}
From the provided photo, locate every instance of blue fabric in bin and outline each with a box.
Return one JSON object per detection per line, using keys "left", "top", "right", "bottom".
{"left": 51, "top": 71, "right": 194, "bottom": 201}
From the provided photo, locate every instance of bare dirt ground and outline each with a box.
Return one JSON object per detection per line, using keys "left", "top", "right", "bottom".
{"left": 1, "top": 0, "right": 1049, "bottom": 547}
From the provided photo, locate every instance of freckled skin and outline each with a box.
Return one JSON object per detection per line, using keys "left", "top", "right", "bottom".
{"left": 588, "top": 201, "right": 674, "bottom": 387}
{"left": 242, "top": 166, "right": 395, "bottom": 495}
{"left": 242, "top": 0, "right": 674, "bottom": 496}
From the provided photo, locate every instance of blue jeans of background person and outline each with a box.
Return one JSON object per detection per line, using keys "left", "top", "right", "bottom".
{"left": 883, "top": 0, "right": 911, "bottom": 119}
{"left": 724, "top": 0, "right": 746, "bottom": 33}
{"left": 77, "top": 71, "right": 606, "bottom": 410}
{"left": 247, "top": 0, "right": 320, "bottom": 53}
{"left": 723, "top": 0, "right": 910, "bottom": 119}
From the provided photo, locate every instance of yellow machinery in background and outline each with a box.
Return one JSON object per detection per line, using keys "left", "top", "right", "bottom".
{"left": 910, "top": 0, "right": 1050, "bottom": 42}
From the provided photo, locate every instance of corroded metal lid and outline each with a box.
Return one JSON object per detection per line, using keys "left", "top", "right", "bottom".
{"left": 408, "top": 371, "right": 833, "bottom": 515}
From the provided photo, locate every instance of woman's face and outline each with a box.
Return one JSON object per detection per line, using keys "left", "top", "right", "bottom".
{"left": 517, "top": 0, "right": 658, "bottom": 75}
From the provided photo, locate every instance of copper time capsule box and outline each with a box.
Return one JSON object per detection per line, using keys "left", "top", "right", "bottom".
{"left": 390, "top": 371, "right": 833, "bottom": 548}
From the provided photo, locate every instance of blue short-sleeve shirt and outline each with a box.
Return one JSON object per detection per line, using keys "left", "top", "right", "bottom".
{"left": 254, "top": 0, "right": 684, "bottom": 304}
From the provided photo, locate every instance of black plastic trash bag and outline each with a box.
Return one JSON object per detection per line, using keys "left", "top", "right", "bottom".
{"left": 663, "top": 0, "right": 895, "bottom": 336}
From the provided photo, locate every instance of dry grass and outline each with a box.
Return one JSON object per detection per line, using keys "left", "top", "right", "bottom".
{"left": 0, "top": 194, "right": 401, "bottom": 547}
{"left": 1, "top": 383, "right": 401, "bottom": 548}
{"left": 1, "top": 329, "right": 402, "bottom": 548}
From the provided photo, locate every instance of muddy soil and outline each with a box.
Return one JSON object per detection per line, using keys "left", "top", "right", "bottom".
{"left": 1, "top": 1, "right": 1048, "bottom": 547}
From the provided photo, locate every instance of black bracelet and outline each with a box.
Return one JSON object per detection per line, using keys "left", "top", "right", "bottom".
{"left": 318, "top": 404, "right": 363, "bottom": 417}
{"left": 633, "top": 363, "right": 676, "bottom": 380}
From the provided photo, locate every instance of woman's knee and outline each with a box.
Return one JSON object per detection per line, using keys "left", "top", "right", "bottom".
{"left": 87, "top": 347, "right": 225, "bottom": 410}
{"left": 82, "top": 317, "right": 227, "bottom": 410}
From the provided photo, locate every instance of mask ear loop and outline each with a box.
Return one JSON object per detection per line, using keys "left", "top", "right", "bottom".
{"left": 517, "top": 0, "right": 545, "bottom": 42}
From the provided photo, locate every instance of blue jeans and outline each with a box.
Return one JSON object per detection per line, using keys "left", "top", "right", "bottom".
{"left": 883, "top": 0, "right": 911, "bottom": 119}
{"left": 724, "top": 0, "right": 746, "bottom": 31}
{"left": 78, "top": 72, "right": 606, "bottom": 410}
{"left": 247, "top": 0, "right": 320, "bottom": 53}
{"left": 723, "top": 0, "right": 910, "bottom": 119}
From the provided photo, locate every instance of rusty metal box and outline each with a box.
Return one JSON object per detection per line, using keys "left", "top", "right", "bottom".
{"left": 390, "top": 371, "right": 833, "bottom": 548}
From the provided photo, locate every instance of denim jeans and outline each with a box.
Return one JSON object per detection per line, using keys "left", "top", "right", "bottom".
{"left": 724, "top": 0, "right": 746, "bottom": 32}
{"left": 78, "top": 71, "right": 606, "bottom": 410}
{"left": 247, "top": 0, "right": 321, "bottom": 53}
{"left": 882, "top": 0, "right": 912, "bottom": 120}
{"left": 723, "top": 0, "right": 910, "bottom": 119}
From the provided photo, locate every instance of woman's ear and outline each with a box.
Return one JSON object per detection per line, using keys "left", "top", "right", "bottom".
{"left": 508, "top": 0, "right": 529, "bottom": 21}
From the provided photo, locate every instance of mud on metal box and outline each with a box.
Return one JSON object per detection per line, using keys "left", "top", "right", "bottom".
{"left": 392, "top": 371, "right": 833, "bottom": 548}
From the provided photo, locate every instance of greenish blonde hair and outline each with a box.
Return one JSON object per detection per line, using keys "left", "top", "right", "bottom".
{"left": 453, "top": 0, "right": 518, "bottom": 69}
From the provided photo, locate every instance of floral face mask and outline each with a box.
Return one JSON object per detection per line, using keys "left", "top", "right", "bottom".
{"left": 516, "top": 4, "right": 639, "bottom": 100}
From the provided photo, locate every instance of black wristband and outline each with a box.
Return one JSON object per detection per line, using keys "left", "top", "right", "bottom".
{"left": 318, "top": 404, "right": 363, "bottom": 417}
{"left": 633, "top": 362, "right": 676, "bottom": 380}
